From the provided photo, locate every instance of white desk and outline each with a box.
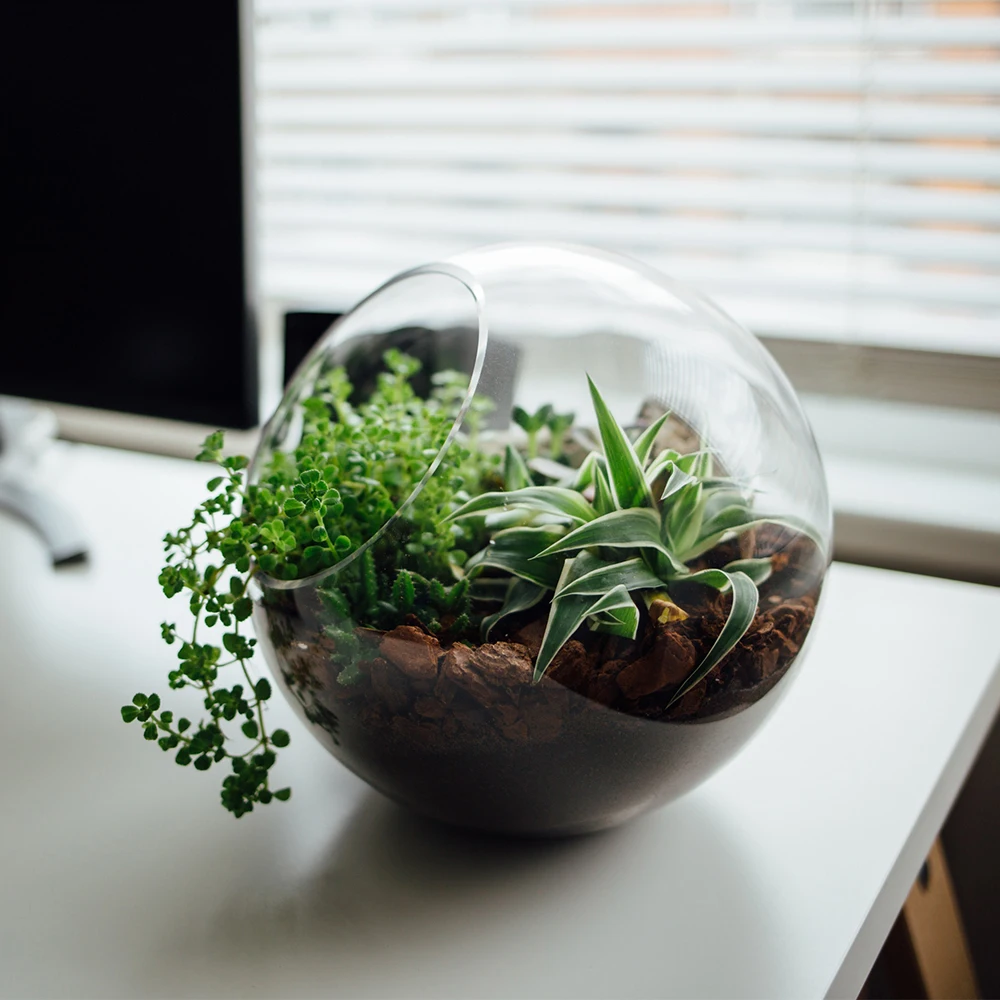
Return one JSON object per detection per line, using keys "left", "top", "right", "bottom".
{"left": 2, "top": 443, "right": 999, "bottom": 999}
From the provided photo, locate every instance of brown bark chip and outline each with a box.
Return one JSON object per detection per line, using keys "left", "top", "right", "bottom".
{"left": 509, "top": 618, "right": 546, "bottom": 659}
{"left": 379, "top": 626, "right": 441, "bottom": 681}
{"left": 547, "top": 640, "right": 591, "bottom": 691}
{"left": 616, "top": 631, "right": 697, "bottom": 699}
{"left": 472, "top": 642, "right": 534, "bottom": 688}
{"left": 440, "top": 643, "right": 494, "bottom": 704}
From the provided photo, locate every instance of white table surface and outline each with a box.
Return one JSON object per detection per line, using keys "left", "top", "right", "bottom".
{"left": 2, "top": 442, "right": 999, "bottom": 1000}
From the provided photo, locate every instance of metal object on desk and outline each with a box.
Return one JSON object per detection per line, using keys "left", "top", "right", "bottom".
{"left": 0, "top": 398, "right": 87, "bottom": 566}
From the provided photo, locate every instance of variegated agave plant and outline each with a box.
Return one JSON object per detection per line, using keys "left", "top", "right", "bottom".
{"left": 449, "top": 377, "right": 823, "bottom": 705}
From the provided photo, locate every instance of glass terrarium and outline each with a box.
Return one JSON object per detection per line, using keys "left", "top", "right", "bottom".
{"left": 250, "top": 244, "right": 831, "bottom": 836}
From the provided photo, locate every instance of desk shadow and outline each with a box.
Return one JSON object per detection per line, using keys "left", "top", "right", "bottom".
{"left": 188, "top": 789, "right": 783, "bottom": 998}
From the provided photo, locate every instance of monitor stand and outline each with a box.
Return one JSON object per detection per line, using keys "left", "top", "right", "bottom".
{"left": 0, "top": 399, "right": 88, "bottom": 566}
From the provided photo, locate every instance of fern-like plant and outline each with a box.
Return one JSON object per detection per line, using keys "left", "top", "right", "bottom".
{"left": 449, "top": 376, "right": 824, "bottom": 704}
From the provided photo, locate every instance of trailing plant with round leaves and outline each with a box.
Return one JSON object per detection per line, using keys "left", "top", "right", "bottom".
{"left": 122, "top": 351, "right": 499, "bottom": 816}
{"left": 449, "top": 376, "right": 826, "bottom": 698}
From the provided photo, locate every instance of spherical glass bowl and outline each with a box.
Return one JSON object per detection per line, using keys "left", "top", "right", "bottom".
{"left": 251, "top": 244, "right": 831, "bottom": 836}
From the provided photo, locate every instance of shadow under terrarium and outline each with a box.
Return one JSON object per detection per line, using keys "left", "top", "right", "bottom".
{"left": 178, "top": 791, "right": 782, "bottom": 1000}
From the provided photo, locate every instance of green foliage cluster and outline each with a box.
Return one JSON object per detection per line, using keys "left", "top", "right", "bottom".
{"left": 244, "top": 348, "right": 498, "bottom": 584}
{"left": 451, "top": 377, "right": 825, "bottom": 698}
{"left": 123, "top": 351, "right": 498, "bottom": 816}
{"left": 512, "top": 403, "right": 575, "bottom": 459}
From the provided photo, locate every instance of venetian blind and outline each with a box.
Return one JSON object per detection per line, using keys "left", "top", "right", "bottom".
{"left": 254, "top": 0, "right": 1000, "bottom": 357}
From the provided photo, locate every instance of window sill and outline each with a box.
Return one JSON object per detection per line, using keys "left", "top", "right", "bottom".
{"left": 828, "top": 455, "right": 1000, "bottom": 585}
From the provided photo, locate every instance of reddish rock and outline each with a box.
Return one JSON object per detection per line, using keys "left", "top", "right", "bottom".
{"left": 509, "top": 618, "right": 546, "bottom": 659}
{"left": 440, "top": 644, "right": 494, "bottom": 704}
{"left": 432, "top": 669, "right": 458, "bottom": 704}
{"left": 584, "top": 670, "right": 621, "bottom": 708}
{"left": 472, "top": 642, "right": 534, "bottom": 689}
{"left": 616, "top": 630, "right": 697, "bottom": 699}
{"left": 379, "top": 625, "right": 441, "bottom": 681}
{"left": 547, "top": 639, "right": 592, "bottom": 692}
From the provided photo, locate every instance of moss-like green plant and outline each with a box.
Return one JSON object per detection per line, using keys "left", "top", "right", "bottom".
{"left": 122, "top": 351, "right": 498, "bottom": 816}
{"left": 450, "top": 376, "right": 825, "bottom": 697}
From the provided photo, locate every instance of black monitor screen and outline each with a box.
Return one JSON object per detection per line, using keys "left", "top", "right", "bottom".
{"left": 0, "top": 2, "right": 257, "bottom": 428}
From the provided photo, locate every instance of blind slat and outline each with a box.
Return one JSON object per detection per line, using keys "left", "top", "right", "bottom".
{"left": 257, "top": 18, "right": 1000, "bottom": 52}
{"left": 255, "top": 2, "right": 1000, "bottom": 358}
{"left": 259, "top": 57, "right": 1000, "bottom": 97}
{"left": 260, "top": 165, "right": 1000, "bottom": 225}
{"left": 259, "top": 131, "right": 1000, "bottom": 182}
{"left": 259, "top": 95, "right": 1000, "bottom": 139}
{"left": 261, "top": 203, "right": 1000, "bottom": 268}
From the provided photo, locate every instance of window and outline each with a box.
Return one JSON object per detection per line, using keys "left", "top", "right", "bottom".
{"left": 254, "top": 0, "right": 1000, "bottom": 412}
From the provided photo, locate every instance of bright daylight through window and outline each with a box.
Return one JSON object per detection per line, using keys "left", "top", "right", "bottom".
{"left": 255, "top": 0, "right": 999, "bottom": 366}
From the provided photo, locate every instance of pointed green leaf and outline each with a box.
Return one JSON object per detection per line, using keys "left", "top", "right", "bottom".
{"left": 593, "top": 463, "right": 617, "bottom": 516}
{"left": 667, "top": 482, "right": 705, "bottom": 555}
{"left": 482, "top": 578, "right": 548, "bottom": 639}
{"left": 659, "top": 462, "right": 697, "bottom": 504}
{"left": 535, "top": 577, "right": 640, "bottom": 680}
{"left": 634, "top": 412, "right": 671, "bottom": 467}
{"left": 702, "top": 489, "right": 751, "bottom": 524}
{"left": 447, "top": 486, "right": 596, "bottom": 525}
{"left": 644, "top": 447, "right": 682, "bottom": 484}
{"left": 678, "top": 449, "right": 713, "bottom": 477}
{"left": 572, "top": 451, "right": 599, "bottom": 491}
{"left": 528, "top": 456, "right": 576, "bottom": 484}
{"left": 588, "top": 604, "right": 640, "bottom": 638}
{"left": 556, "top": 556, "right": 666, "bottom": 598}
{"left": 534, "top": 564, "right": 593, "bottom": 682}
{"left": 467, "top": 525, "right": 567, "bottom": 589}
{"left": 503, "top": 444, "right": 532, "bottom": 491}
{"left": 584, "top": 585, "right": 639, "bottom": 639}
{"left": 676, "top": 567, "right": 731, "bottom": 590}
{"left": 667, "top": 570, "right": 759, "bottom": 707}
{"left": 700, "top": 503, "right": 755, "bottom": 538}
{"left": 723, "top": 557, "right": 773, "bottom": 585}
{"left": 482, "top": 508, "right": 535, "bottom": 532}
{"left": 535, "top": 508, "right": 681, "bottom": 569}
{"left": 587, "top": 375, "right": 652, "bottom": 509}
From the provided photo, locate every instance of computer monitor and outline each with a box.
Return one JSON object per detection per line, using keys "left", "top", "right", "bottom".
{"left": 0, "top": 1, "right": 257, "bottom": 428}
